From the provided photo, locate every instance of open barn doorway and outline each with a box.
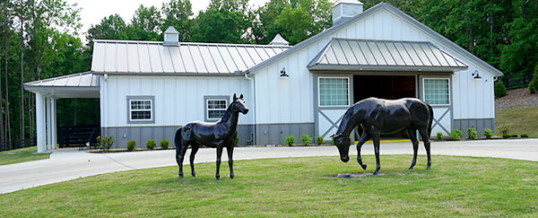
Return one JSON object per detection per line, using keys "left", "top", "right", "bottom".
{"left": 353, "top": 75, "right": 416, "bottom": 139}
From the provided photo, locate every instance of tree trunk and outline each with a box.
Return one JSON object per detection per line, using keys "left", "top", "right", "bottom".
{"left": 19, "top": 15, "right": 24, "bottom": 145}
{"left": 0, "top": 34, "right": 4, "bottom": 144}
{"left": 4, "top": 36, "right": 11, "bottom": 143}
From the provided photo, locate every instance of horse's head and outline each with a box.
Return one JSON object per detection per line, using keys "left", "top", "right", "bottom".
{"left": 232, "top": 94, "right": 249, "bottom": 114}
{"left": 331, "top": 133, "right": 350, "bottom": 162}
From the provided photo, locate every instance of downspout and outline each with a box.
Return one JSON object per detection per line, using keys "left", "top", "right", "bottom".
{"left": 244, "top": 71, "right": 256, "bottom": 145}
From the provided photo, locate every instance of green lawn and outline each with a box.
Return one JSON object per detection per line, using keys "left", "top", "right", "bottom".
{"left": 0, "top": 155, "right": 536, "bottom": 217}
{"left": 0, "top": 146, "right": 50, "bottom": 166}
{"left": 496, "top": 106, "right": 538, "bottom": 137}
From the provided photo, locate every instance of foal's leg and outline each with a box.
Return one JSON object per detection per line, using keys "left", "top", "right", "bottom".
{"left": 406, "top": 128, "right": 419, "bottom": 170}
{"left": 215, "top": 146, "right": 223, "bottom": 180}
{"left": 189, "top": 143, "right": 199, "bottom": 177}
{"left": 226, "top": 146, "right": 234, "bottom": 179}
{"left": 356, "top": 132, "right": 371, "bottom": 170}
{"left": 419, "top": 129, "right": 432, "bottom": 169}
{"left": 372, "top": 133, "right": 381, "bottom": 175}
{"left": 177, "top": 141, "right": 189, "bottom": 178}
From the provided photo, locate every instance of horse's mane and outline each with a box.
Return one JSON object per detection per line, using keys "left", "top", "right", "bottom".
{"left": 219, "top": 102, "right": 235, "bottom": 123}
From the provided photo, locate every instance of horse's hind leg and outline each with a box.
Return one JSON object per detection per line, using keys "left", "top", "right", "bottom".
{"left": 177, "top": 141, "right": 189, "bottom": 178}
{"left": 215, "top": 146, "right": 223, "bottom": 180}
{"left": 226, "top": 146, "right": 234, "bottom": 179}
{"left": 419, "top": 129, "right": 432, "bottom": 169}
{"left": 189, "top": 143, "right": 199, "bottom": 177}
{"left": 372, "top": 133, "right": 381, "bottom": 175}
{"left": 406, "top": 128, "right": 419, "bottom": 170}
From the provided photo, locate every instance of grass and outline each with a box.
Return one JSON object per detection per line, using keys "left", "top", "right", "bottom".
{"left": 0, "top": 155, "right": 536, "bottom": 217}
{"left": 496, "top": 106, "right": 538, "bottom": 137}
{"left": 0, "top": 146, "right": 50, "bottom": 166}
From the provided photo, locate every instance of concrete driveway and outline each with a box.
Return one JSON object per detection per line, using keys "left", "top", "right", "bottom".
{"left": 1, "top": 139, "right": 537, "bottom": 194}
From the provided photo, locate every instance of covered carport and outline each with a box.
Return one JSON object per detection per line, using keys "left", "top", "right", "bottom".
{"left": 24, "top": 72, "right": 99, "bottom": 153}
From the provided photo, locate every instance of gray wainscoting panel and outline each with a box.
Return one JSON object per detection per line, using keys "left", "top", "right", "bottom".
{"left": 453, "top": 118, "right": 495, "bottom": 137}
{"left": 103, "top": 124, "right": 254, "bottom": 148}
{"left": 255, "top": 123, "right": 315, "bottom": 145}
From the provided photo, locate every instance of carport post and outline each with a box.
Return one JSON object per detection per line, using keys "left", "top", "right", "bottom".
{"left": 51, "top": 98, "right": 57, "bottom": 150}
{"left": 35, "top": 92, "right": 46, "bottom": 153}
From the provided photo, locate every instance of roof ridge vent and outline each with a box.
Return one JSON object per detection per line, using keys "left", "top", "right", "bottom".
{"left": 269, "top": 33, "right": 289, "bottom": 46}
{"left": 164, "top": 26, "right": 179, "bottom": 46}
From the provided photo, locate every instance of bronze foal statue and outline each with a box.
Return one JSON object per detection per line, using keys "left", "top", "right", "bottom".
{"left": 175, "top": 94, "right": 248, "bottom": 180}
{"left": 332, "top": 97, "right": 434, "bottom": 175}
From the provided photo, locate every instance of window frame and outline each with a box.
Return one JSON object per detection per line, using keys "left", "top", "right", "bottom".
{"left": 204, "top": 96, "right": 230, "bottom": 122}
{"left": 318, "top": 76, "right": 351, "bottom": 107}
{"left": 422, "top": 78, "right": 451, "bottom": 106}
{"left": 126, "top": 96, "right": 155, "bottom": 124}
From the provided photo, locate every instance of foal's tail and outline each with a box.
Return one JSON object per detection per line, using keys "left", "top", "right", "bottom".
{"left": 175, "top": 127, "right": 182, "bottom": 155}
{"left": 427, "top": 104, "right": 434, "bottom": 136}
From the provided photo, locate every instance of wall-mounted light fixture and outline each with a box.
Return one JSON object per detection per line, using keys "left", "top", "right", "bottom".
{"left": 280, "top": 67, "right": 289, "bottom": 77}
{"left": 472, "top": 70, "right": 481, "bottom": 79}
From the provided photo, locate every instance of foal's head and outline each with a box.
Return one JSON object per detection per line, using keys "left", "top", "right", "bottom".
{"left": 232, "top": 94, "right": 249, "bottom": 114}
{"left": 331, "top": 133, "right": 351, "bottom": 163}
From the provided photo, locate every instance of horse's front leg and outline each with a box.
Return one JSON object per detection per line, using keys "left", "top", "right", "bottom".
{"left": 356, "top": 131, "right": 371, "bottom": 170}
{"left": 371, "top": 133, "right": 381, "bottom": 175}
{"left": 190, "top": 143, "right": 199, "bottom": 177}
{"left": 226, "top": 146, "right": 234, "bottom": 179}
{"left": 215, "top": 146, "right": 223, "bottom": 180}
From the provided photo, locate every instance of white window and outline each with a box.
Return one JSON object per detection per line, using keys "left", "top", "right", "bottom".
{"left": 129, "top": 99, "right": 153, "bottom": 121}
{"left": 423, "top": 78, "right": 450, "bottom": 105}
{"left": 206, "top": 99, "right": 228, "bottom": 120}
{"left": 319, "top": 77, "right": 350, "bottom": 106}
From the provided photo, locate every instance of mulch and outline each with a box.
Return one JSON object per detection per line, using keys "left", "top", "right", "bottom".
{"left": 495, "top": 88, "right": 538, "bottom": 111}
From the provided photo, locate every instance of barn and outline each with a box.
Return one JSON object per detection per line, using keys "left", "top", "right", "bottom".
{"left": 25, "top": 1, "right": 503, "bottom": 152}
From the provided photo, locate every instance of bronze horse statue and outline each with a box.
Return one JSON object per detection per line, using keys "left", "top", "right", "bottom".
{"left": 332, "top": 97, "right": 433, "bottom": 175}
{"left": 175, "top": 94, "right": 248, "bottom": 180}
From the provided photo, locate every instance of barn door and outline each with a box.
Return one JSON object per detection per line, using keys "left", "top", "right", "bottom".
{"left": 419, "top": 76, "right": 452, "bottom": 137}
{"left": 315, "top": 75, "right": 352, "bottom": 140}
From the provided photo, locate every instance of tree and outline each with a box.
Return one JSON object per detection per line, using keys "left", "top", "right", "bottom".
{"left": 127, "top": 5, "right": 162, "bottom": 41}
{"left": 161, "top": 0, "right": 193, "bottom": 41}
{"left": 191, "top": 0, "right": 251, "bottom": 43}
{"left": 87, "top": 14, "right": 128, "bottom": 44}
{"left": 0, "top": 0, "right": 12, "bottom": 143}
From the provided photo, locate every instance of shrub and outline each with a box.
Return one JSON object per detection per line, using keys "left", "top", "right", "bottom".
{"left": 499, "top": 124, "right": 509, "bottom": 135}
{"left": 235, "top": 136, "right": 239, "bottom": 146}
{"left": 511, "top": 134, "right": 518, "bottom": 138}
{"left": 451, "top": 129, "right": 462, "bottom": 141}
{"left": 468, "top": 128, "right": 478, "bottom": 140}
{"left": 284, "top": 135, "right": 295, "bottom": 146}
{"left": 315, "top": 136, "right": 324, "bottom": 145}
{"left": 96, "top": 135, "right": 114, "bottom": 151}
{"left": 521, "top": 133, "right": 529, "bottom": 138}
{"left": 127, "top": 140, "right": 137, "bottom": 151}
{"left": 301, "top": 134, "right": 312, "bottom": 146}
{"left": 484, "top": 128, "right": 494, "bottom": 139}
{"left": 529, "top": 71, "right": 538, "bottom": 94}
{"left": 436, "top": 132, "right": 443, "bottom": 140}
{"left": 494, "top": 81, "right": 507, "bottom": 98}
{"left": 160, "top": 139, "right": 169, "bottom": 149}
{"left": 146, "top": 140, "right": 156, "bottom": 150}
{"left": 502, "top": 134, "right": 511, "bottom": 139}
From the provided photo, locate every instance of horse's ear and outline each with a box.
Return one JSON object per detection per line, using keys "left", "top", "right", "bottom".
{"left": 240, "top": 94, "right": 243, "bottom": 99}
{"left": 233, "top": 93, "right": 237, "bottom": 101}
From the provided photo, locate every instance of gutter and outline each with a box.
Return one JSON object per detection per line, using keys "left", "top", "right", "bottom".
{"left": 244, "top": 71, "right": 256, "bottom": 145}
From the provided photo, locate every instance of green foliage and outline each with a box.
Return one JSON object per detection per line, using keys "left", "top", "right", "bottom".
{"left": 521, "top": 133, "right": 528, "bottom": 138}
{"left": 484, "top": 128, "right": 493, "bottom": 139}
{"left": 436, "top": 132, "right": 443, "bottom": 140}
{"left": 511, "top": 134, "right": 518, "bottom": 138}
{"left": 468, "top": 128, "right": 478, "bottom": 140}
{"left": 300, "top": 134, "right": 312, "bottom": 146}
{"left": 494, "top": 81, "right": 507, "bottom": 98}
{"left": 235, "top": 136, "right": 239, "bottom": 146}
{"left": 529, "top": 71, "right": 538, "bottom": 94}
{"left": 502, "top": 134, "right": 511, "bottom": 139}
{"left": 146, "top": 140, "right": 156, "bottom": 150}
{"left": 96, "top": 135, "right": 114, "bottom": 151}
{"left": 161, "top": 0, "right": 193, "bottom": 41}
{"left": 127, "top": 5, "right": 162, "bottom": 41}
{"left": 160, "top": 139, "right": 169, "bottom": 149}
{"left": 127, "top": 141, "right": 137, "bottom": 151}
{"left": 191, "top": 0, "right": 250, "bottom": 43}
{"left": 284, "top": 135, "right": 295, "bottom": 146}
{"left": 451, "top": 129, "right": 462, "bottom": 141}
{"left": 315, "top": 136, "right": 324, "bottom": 145}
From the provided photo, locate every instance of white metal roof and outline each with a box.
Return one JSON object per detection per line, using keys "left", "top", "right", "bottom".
{"left": 91, "top": 40, "right": 290, "bottom": 75}
{"left": 25, "top": 72, "right": 99, "bottom": 87}
{"left": 308, "top": 38, "right": 468, "bottom": 72}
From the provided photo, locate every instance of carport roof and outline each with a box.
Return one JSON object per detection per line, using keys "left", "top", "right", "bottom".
{"left": 308, "top": 38, "right": 468, "bottom": 72}
{"left": 24, "top": 72, "right": 99, "bottom": 98}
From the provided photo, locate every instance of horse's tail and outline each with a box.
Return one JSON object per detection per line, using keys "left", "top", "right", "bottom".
{"left": 175, "top": 127, "right": 182, "bottom": 155}
{"left": 427, "top": 104, "right": 434, "bottom": 136}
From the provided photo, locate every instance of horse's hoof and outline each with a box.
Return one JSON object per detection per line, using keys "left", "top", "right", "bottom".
{"left": 230, "top": 174, "right": 234, "bottom": 179}
{"left": 191, "top": 172, "right": 196, "bottom": 177}
{"left": 216, "top": 175, "right": 220, "bottom": 180}
{"left": 426, "top": 165, "right": 431, "bottom": 170}
{"left": 373, "top": 171, "right": 378, "bottom": 175}
{"left": 179, "top": 174, "right": 184, "bottom": 178}
{"left": 409, "top": 165, "right": 415, "bottom": 170}
{"left": 361, "top": 164, "right": 367, "bottom": 170}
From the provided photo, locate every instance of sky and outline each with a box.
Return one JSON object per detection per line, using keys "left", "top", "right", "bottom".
{"left": 67, "top": 0, "right": 270, "bottom": 36}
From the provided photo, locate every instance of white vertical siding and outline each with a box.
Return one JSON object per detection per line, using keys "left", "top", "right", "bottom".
{"left": 252, "top": 8, "right": 496, "bottom": 125}
{"left": 102, "top": 75, "right": 253, "bottom": 127}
